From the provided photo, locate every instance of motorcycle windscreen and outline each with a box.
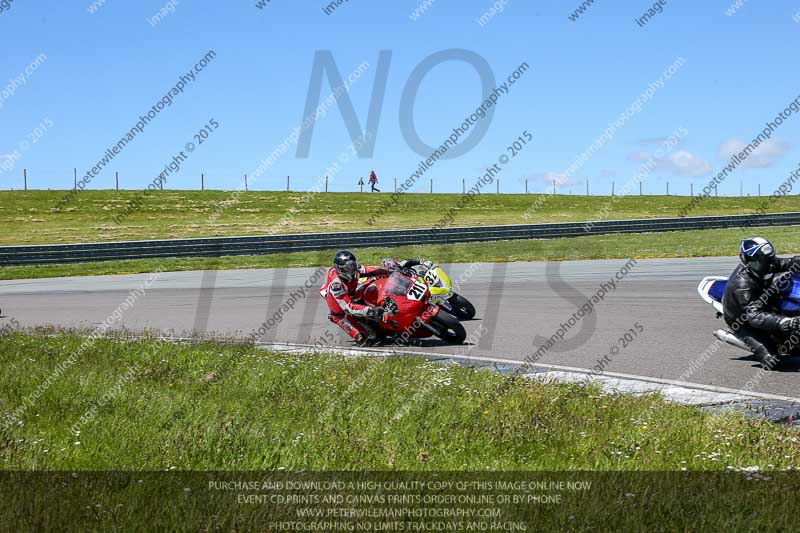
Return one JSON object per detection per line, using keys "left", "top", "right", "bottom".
{"left": 708, "top": 280, "right": 726, "bottom": 303}
{"left": 384, "top": 272, "right": 413, "bottom": 296}
{"left": 697, "top": 276, "right": 726, "bottom": 313}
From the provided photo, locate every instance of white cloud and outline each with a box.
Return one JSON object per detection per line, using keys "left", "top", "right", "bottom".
{"left": 518, "top": 171, "right": 579, "bottom": 192}
{"left": 541, "top": 171, "right": 576, "bottom": 187}
{"left": 657, "top": 150, "right": 712, "bottom": 177}
{"left": 718, "top": 138, "right": 790, "bottom": 168}
{"left": 629, "top": 149, "right": 711, "bottom": 177}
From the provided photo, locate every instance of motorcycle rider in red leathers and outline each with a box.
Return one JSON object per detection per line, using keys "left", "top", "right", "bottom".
{"left": 320, "top": 250, "right": 395, "bottom": 345}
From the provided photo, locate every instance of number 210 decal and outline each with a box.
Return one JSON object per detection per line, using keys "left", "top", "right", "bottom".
{"left": 407, "top": 279, "right": 427, "bottom": 300}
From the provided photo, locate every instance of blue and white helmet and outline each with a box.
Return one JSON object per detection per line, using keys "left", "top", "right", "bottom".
{"left": 739, "top": 237, "right": 776, "bottom": 278}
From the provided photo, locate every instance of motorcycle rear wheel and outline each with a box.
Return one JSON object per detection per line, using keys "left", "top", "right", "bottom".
{"left": 447, "top": 293, "right": 476, "bottom": 320}
{"left": 429, "top": 310, "right": 467, "bottom": 344}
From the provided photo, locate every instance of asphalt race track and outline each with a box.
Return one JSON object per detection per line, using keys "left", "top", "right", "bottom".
{"left": 2, "top": 257, "right": 799, "bottom": 397}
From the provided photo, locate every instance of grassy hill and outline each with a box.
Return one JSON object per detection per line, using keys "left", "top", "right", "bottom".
{"left": 1, "top": 190, "right": 798, "bottom": 246}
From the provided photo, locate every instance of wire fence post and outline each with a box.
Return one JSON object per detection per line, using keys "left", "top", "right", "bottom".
{"left": 611, "top": 181, "right": 615, "bottom": 196}
{"left": 462, "top": 178, "right": 465, "bottom": 194}
{"left": 666, "top": 181, "right": 669, "bottom": 195}
{"left": 740, "top": 181, "right": 743, "bottom": 197}
{"left": 690, "top": 183, "right": 693, "bottom": 197}
{"left": 201, "top": 173, "right": 204, "bottom": 191}
{"left": 586, "top": 180, "right": 589, "bottom": 196}
{"left": 553, "top": 180, "right": 556, "bottom": 195}
{"left": 496, "top": 178, "right": 499, "bottom": 194}
{"left": 116, "top": 171, "right": 119, "bottom": 191}
{"left": 525, "top": 179, "right": 528, "bottom": 195}
{"left": 325, "top": 176, "right": 328, "bottom": 193}
{"left": 639, "top": 181, "right": 642, "bottom": 195}
{"left": 394, "top": 178, "right": 397, "bottom": 193}
{"left": 429, "top": 178, "right": 433, "bottom": 194}
{"left": 245, "top": 174, "right": 248, "bottom": 192}
{"left": 23, "top": 168, "right": 27, "bottom": 191}
{"left": 758, "top": 183, "right": 761, "bottom": 196}
{"left": 73, "top": 168, "right": 77, "bottom": 190}
{"left": 286, "top": 175, "right": 290, "bottom": 192}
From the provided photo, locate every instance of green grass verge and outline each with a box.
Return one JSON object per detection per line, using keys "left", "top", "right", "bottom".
{"left": 2, "top": 190, "right": 799, "bottom": 246}
{"left": 4, "top": 225, "right": 800, "bottom": 280}
{"left": 2, "top": 332, "right": 798, "bottom": 470}
{"left": 3, "top": 332, "right": 800, "bottom": 530}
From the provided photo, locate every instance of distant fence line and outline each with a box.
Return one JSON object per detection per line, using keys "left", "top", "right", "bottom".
{"left": 1, "top": 168, "right": 792, "bottom": 197}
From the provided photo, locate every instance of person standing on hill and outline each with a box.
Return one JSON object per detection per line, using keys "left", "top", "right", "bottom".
{"left": 369, "top": 170, "right": 380, "bottom": 192}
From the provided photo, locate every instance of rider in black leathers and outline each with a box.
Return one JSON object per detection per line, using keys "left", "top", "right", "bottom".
{"left": 723, "top": 237, "right": 800, "bottom": 370}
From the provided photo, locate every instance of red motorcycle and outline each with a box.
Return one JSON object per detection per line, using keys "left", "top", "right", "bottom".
{"left": 357, "top": 270, "right": 466, "bottom": 344}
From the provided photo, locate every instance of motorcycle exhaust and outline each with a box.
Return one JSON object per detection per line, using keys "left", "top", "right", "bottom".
{"left": 713, "top": 329, "right": 751, "bottom": 352}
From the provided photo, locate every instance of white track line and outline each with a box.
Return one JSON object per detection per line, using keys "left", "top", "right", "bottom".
{"left": 256, "top": 341, "right": 800, "bottom": 406}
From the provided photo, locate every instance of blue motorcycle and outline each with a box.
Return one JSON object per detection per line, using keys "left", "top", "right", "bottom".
{"left": 698, "top": 273, "right": 800, "bottom": 353}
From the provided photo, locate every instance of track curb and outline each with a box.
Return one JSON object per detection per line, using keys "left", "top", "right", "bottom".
{"left": 256, "top": 341, "right": 800, "bottom": 425}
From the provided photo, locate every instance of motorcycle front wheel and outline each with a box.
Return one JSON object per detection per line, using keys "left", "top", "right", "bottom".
{"left": 429, "top": 310, "right": 467, "bottom": 344}
{"left": 447, "top": 293, "right": 476, "bottom": 320}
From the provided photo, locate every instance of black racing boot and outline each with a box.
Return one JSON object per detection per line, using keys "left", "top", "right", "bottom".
{"left": 756, "top": 351, "right": 781, "bottom": 371}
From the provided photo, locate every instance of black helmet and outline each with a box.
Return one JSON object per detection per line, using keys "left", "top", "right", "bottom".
{"left": 333, "top": 250, "right": 359, "bottom": 282}
{"left": 739, "top": 237, "right": 776, "bottom": 278}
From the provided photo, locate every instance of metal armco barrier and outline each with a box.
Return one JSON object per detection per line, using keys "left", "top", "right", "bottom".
{"left": 2, "top": 212, "right": 800, "bottom": 267}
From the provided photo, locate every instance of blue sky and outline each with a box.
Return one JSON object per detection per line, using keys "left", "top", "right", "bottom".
{"left": 1, "top": 0, "right": 799, "bottom": 195}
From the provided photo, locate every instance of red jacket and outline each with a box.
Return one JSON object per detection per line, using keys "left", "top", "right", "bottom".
{"left": 320, "top": 265, "right": 390, "bottom": 316}
{"left": 369, "top": 171, "right": 377, "bottom": 183}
